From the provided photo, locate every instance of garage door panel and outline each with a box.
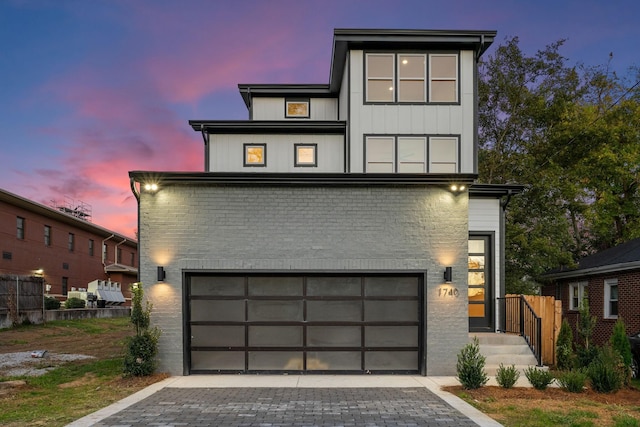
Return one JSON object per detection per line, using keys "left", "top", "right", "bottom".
{"left": 365, "top": 326, "right": 418, "bottom": 347}
{"left": 364, "top": 301, "right": 418, "bottom": 322}
{"left": 307, "top": 277, "right": 361, "bottom": 296}
{"left": 249, "top": 351, "right": 303, "bottom": 370}
{"left": 307, "top": 351, "right": 361, "bottom": 370}
{"left": 247, "top": 300, "right": 304, "bottom": 321}
{"left": 307, "top": 326, "right": 361, "bottom": 347}
{"left": 306, "top": 300, "right": 362, "bottom": 321}
{"left": 365, "top": 276, "right": 419, "bottom": 296}
{"left": 365, "top": 351, "right": 418, "bottom": 370}
{"left": 191, "top": 300, "right": 245, "bottom": 322}
{"left": 248, "top": 276, "right": 303, "bottom": 296}
{"left": 191, "top": 276, "right": 244, "bottom": 296}
{"left": 191, "top": 351, "right": 245, "bottom": 370}
{"left": 249, "top": 326, "right": 303, "bottom": 347}
{"left": 191, "top": 325, "right": 245, "bottom": 347}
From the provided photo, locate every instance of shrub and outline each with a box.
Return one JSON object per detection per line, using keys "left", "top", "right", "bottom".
{"left": 496, "top": 363, "right": 520, "bottom": 389}
{"left": 64, "top": 297, "right": 86, "bottom": 309}
{"left": 44, "top": 296, "right": 61, "bottom": 310}
{"left": 610, "top": 318, "right": 632, "bottom": 384}
{"left": 524, "top": 366, "right": 555, "bottom": 390}
{"left": 124, "top": 283, "right": 160, "bottom": 377}
{"left": 456, "top": 337, "right": 488, "bottom": 389}
{"left": 556, "top": 319, "right": 575, "bottom": 370}
{"left": 588, "top": 346, "right": 624, "bottom": 393}
{"left": 556, "top": 369, "right": 588, "bottom": 393}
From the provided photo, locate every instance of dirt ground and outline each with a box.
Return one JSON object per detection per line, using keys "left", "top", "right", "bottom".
{"left": 444, "top": 384, "right": 640, "bottom": 426}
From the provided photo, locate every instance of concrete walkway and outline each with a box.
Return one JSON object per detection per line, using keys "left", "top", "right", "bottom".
{"left": 68, "top": 376, "right": 503, "bottom": 427}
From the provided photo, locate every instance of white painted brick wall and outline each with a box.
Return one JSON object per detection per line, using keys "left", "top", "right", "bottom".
{"left": 139, "top": 184, "right": 469, "bottom": 375}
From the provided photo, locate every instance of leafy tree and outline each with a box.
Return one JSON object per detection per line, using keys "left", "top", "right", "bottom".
{"left": 124, "top": 283, "right": 160, "bottom": 377}
{"left": 556, "top": 318, "right": 575, "bottom": 370}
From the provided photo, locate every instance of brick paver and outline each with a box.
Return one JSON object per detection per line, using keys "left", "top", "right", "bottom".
{"left": 94, "top": 387, "right": 479, "bottom": 426}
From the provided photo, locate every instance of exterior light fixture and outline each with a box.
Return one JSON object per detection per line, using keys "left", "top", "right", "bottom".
{"left": 444, "top": 266, "right": 453, "bottom": 283}
{"left": 34, "top": 268, "right": 44, "bottom": 277}
{"left": 144, "top": 183, "right": 159, "bottom": 192}
{"left": 450, "top": 184, "right": 466, "bottom": 192}
{"left": 157, "top": 266, "right": 166, "bottom": 282}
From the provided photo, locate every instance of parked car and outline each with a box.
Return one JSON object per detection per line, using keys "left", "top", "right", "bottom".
{"left": 630, "top": 331, "right": 640, "bottom": 379}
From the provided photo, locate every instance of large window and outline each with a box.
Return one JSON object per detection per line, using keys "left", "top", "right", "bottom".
{"left": 16, "top": 217, "right": 25, "bottom": 239}
{"left": 366, "top": 53, "right": 458, "bottom": 103}
{"left": 365, "top": 136, "right": 458, "bottom": 173}
{"left": 569, "top": 282, "right": 587, "bottom": 311}
{"left": 604, "top": 279, "right": 618, "bottom": 319}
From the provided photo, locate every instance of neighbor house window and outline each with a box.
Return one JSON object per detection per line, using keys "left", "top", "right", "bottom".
{"left": 44, "top": 225, "right": 51, "bottom": 246}
{"left": 16, "top": 217, "right": 25, "bottom": 239}
{"left": 62, "top": 277, "right": 68, "bottom": 295}
{"left": 102, "top": 243, "right": 108, "bottom": 261}
{"left": 366, "top": 53, "right": 458, "bottom": 103}
{"left": 569, "top": 282, "right": 587, "bottom": 310}
{"left": 604, "top": 279, "right": 618, "bottom": 319}
{"left": 285, "top": 99, "right": 310, "bottom": 118}
{"left": 365, "top": 136, "right": 458, "bottom": 173}
{"left": 244, "top": 144, "right": 266, "bottom": 167}
{"left": 68, "top": 233, "right": 75, "bottom": 252}
{"left": 294, "top": 144, "right": 317, "bottom": 167}
{"left": 2, "top": 251, "right": 12, "bottom": 260}
{"left": 117, "top": 248, "right": 122, "bottom": 264}
{"left": 89, "top": 239, "right": 94, "bottom": 256}
{"left": 130, "top": 252, "right": 135, "bottom": 267}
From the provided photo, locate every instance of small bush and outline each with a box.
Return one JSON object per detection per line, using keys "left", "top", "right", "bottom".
{"left": 610, "top": 318, "right": 632, "bottom": 384}
{"left": 576, "top": 345, "right": 599, "bottom": 369}
{"left": 64, "top": 297, "right": 86, "bottom": 309}
{"left": 44, "top": 296, "right": 61, "bottom": 310}
{"left": 496, "top": 363, "right": 520, "bottom": 388}
{"left": 556, "top": 369, "right": 588, "bottom": 393}
{"left": 123, "top": 330, "right": 159, "bottom": 376}
{"left": 524, "top": 366, "right": 555, "bottom": 390}
{"left": 588, "top": 346, "right": 624, "bottom": 393}
{"left": 556, "top": 319, "right": 575, "bottom": 370}
{"left": 456, "top": 337, "right": 488, "bottom": 389}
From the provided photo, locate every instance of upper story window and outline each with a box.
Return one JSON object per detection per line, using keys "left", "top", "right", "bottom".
{"left": 366, "top": 53, "right": 458, "bottom": 103}
{"left": 365, "top": 136, "right": 458, "bottom": 173}
{"left": 16, "top": 217, "right": 25, "bottom": 239}
{"left": 103, "top": 242, "right": 108, "bottom": 261}
{"left": 244, "top": 143, "right": 266, "bottom": 167}
{"left": 294, "top": 144, "right": 317, "bottom": 167}
{"left": 44, "top": 225, "right": 51, "bottom": 246}
{"left": 89, "top": 239, "right": 94, "bottom": 256}
{"left": 68, "top": 233, "right": 75, "bottom": 252}
{"left": 569, "top": 281, "right": 587, "bottom": 310}
{"left": 285, "top": 99, "right": 310, "bottom": 118}
{"left": 604, "top": 279, "right": 618, "bottom": 319}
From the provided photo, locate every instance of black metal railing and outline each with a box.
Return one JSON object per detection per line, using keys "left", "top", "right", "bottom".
{"left": 498, "top": 295, "right": 542, "bottom": 366}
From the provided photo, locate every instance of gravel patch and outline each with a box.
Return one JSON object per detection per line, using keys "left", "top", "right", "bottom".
{"left": 0, "top": 351, "right": 94, "bottom": 377}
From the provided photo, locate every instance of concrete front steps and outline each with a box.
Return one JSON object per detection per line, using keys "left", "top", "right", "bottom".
{"left": 470, "top": 333, "right": 544, "bottom": 376}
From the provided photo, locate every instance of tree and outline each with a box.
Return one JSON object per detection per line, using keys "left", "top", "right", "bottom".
{"left": 478, "top": 37, "right": 640, "bottom": 292}
{"left": 124, "top": 283, "right": 159, "bottom": 377}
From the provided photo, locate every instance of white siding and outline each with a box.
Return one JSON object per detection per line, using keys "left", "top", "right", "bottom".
{"left": 468, "top": 198, "right": 502, "bottom": 329}
{"left": 252, "top": 97, "right": 338, "bottom": 120}
{"left": 209, "top": 134, "right": 344, "bottom": 172}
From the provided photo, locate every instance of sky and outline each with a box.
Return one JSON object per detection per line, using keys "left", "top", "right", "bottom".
{"left": 1, "top": 0, "right": 639, "bottom": 238}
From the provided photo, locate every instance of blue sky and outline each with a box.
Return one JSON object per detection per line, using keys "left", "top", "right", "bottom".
{"left": 1, "top": 0, "right": 638, "bottom": 236}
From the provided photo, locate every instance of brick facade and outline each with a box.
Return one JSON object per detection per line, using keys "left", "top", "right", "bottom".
{"left": 138, "top": 184, "right": 470, "bottom": 376}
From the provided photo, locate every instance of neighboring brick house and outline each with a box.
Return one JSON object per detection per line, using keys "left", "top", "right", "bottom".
{"left": 0, "top": 188, "right": 138, "bottom": 303}
{"left": 130, "top": 28, "right": 523, "bottom": 376}
{"left": 541, "top": 238, "right": 640, "bottom": 345}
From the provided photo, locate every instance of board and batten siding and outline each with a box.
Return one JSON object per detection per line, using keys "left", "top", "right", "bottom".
{"left": 347, "top": 50, "right": 476, "bottom": 173}
{"left": 469, "top": 198, "right": 502, "bottom": 329}
{"left": 208, "top": 134, "right": 344, "bottom": 172}
{"left": 252, "top": 97, "right": 338, "bottom": 120}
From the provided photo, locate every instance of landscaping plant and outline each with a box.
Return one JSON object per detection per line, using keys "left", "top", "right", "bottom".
{"left": 588, "top": 345, "right": 624, "bottom": 393}
{"left": 496, "top": 363, "right": 520, "bottom": 388}
{"left": 575, "top": 297, "right": 598, "bottom": 368}
{"left": 456, "top": 337, "right": 488, "bottom": 389}
{"left": 524, "top": 366, "right": 555, "bottom": 390}
{"left": 44, "top": 296, "right": 61, "bottom": 310}
{"left": 64, "top": 297, "right": 86, "bottom": 309}
{"left": 556, "top": 369, "right": 588, "bottom": 393}
{"left": 123, "top": 283, "right": 160, "bottom": 377}
{"left": 555, "top": 318, "right": 575, "bottom": 370}
{"left": 610, "top": 318, "right": 633, "bottom": 384}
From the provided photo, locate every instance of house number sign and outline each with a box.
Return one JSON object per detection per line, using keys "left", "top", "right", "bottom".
{"left": 438, "top": 286, "right": 459, "bottom": 298}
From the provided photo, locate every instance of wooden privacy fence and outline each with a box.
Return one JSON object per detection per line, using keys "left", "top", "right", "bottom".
{"left": 502, "top": 294, "right": 562, "bottom": 366}
{"left": 0, "top": 274, "right": 44, "bottom": 317}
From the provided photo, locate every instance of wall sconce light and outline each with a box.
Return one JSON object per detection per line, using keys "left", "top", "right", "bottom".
{"left": 444, "top": 266, "right": 453, "bottom": 283}
{"left": 450, "top": 184, "right": 466, "bottom": 192}
{"left": 157, "top": 266, "right": 166, "bottom": 282}
{"left": 144, "top": 183, "right": 159, "bottom": 192}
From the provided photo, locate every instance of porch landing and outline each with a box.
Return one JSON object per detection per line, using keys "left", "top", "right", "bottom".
{"left": 470, "top": 333, "right": 543, "bottom": 376}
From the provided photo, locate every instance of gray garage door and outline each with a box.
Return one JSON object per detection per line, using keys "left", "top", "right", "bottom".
{"left": 187, "top": 274, "right": 423, "bottom": 374}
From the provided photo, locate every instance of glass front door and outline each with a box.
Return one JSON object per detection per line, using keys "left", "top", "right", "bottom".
{"left": 468, "top": 235, "right": 493, "bottom": 331}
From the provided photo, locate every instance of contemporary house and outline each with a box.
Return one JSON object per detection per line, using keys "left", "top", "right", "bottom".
{"left": 0, "top": 188, "right": 138, "bottom": 303}
{"left": 541, "top": 238, "right": 640, "bottom": 345}
{"left": 130, "top": 28, "right": 522, "bottom": 376}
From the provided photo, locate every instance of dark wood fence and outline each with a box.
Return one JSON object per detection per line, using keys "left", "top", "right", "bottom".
{"left": 0, "top": 275, "right": 44, "bottom": 320}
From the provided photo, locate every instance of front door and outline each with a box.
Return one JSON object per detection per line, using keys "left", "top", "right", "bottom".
{"left": 468, "top": 235, "right": 493, "bottom": 332}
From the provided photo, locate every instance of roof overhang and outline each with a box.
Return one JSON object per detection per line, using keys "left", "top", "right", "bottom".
{"left": 469, "top": 183, "right": 525, "bottom": 198}
{"left": 189, "top": 120, "right": 346, "bottom": 135}
{"left": 104, "top": 263, "right": 138, "bottom": 275}
{"left": 129, "top": 171, "right": 478, "bottom": 187}
{"left": 238, "top": 84, "right": 332, "bottom": 110}
{"left": 541, "top": 261, "right": 640, "bottom": 281}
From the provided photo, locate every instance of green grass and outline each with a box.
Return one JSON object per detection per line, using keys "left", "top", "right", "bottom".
{"left": 499, "top": 407, "right": 598, "bottom": 427}
{"left": 614, "top": 414, "right": 640, "bottom": 427}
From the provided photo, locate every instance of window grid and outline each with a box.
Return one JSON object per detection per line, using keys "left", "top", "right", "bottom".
{"left": 365, "top": 136, "right": 458, "bottom": 173}
{"left": 569, "top": 282, "right": 587, "bottom": 311}
{"left": 17, "top": 217, "right": 25, "bottom": 239}
{"left": 604, "top": 279, "right": 618, "bottom": 319}
{"left": 68, "top": 233, "right": 75, "bottom": 252}
{"left": 44, "top": 225, "right": 51, "bottom": 246}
